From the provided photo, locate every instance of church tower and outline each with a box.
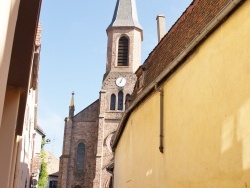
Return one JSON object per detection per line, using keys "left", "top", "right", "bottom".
{"left": 94, "top": 0, "right": 143, "bottom": 186}
{"left": 58, "top": 0, "right": 142, "bottom": 187}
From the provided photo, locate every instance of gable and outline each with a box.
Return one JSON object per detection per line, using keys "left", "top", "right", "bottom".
{"left": 73, "top": 99, "right": 100, "bottom": 122}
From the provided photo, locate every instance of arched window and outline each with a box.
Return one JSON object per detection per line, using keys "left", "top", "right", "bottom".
{"left": 110, "top": 94, "right": 116, "bottom": 110}
{"left": 76, "top": 143, "right": 85, "bottom": 172}
{"left": 117, "top": 36, "right": 129, "bottom": 66}
{"left": 118, "top": 91, "right": 124, "bottom": 110}
{"left": 125, "top": 94, "right": 131, "bottom": 110}
{"left": 126, "top": 94, "right": 131, "bottom": 102}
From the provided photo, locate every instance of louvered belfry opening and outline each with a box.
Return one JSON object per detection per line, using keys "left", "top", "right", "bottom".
{"left": 117, "top": 36, "right": 129, "bottom": 66}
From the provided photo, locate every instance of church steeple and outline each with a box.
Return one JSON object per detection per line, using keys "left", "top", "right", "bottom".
{"left": 69, "top": 92, "right": 75, "bottom": 119}
{"left": 105, "top": 0, "right": 143, "bottom": 73}
{"left": 107, "top": 0, "right": 142, "bottom": 31}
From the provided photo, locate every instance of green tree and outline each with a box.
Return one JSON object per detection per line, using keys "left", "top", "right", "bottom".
{"left": 38, "top": 138, "right": 48, "bottom": 188}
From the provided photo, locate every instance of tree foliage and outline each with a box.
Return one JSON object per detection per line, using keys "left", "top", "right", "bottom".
{"left": 38, "top": 138, "right": 48, "bottom": 188}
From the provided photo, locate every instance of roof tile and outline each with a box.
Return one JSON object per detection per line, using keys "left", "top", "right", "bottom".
{"left": 132, "top": 0, "right": 230, "bottom": 99}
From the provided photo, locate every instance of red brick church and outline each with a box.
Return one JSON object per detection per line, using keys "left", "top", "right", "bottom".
{"left": 57, "top": 0, "right": 143, "bottom": 187}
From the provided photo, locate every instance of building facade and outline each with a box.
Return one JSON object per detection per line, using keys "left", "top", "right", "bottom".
{"left": 112, "top": 0, "right": 250, "bottom": 187}
{"left": 30, "top": 125, "right": 46, "bottom": 188}
{"left": 14, "top": 24, "right": 42, "bottom": 188}
{"left": 46, "top": 151, "right": 60, "bottom": 188}
{"left": 0, "top": 0, "right": 42, "bottom": 187}
{"left": 58, "top": 0, "right": 143, "bottom": 187}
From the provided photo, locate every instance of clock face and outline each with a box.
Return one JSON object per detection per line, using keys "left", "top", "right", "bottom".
{"left": 116, "top": 77, "right": 126, "bottom": 87}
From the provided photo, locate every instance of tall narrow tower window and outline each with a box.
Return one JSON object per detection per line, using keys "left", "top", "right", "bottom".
{"left": 76, "top": 143, "right": 85, "bottom": 172}
{"left": 126, "top": 94, "right": 131, "bottom": 101}
{"left": 118, "top": 91, "right": 124, "bottom": 110}
{"left": 110, "top": 94, "right": 116, "bottom": 110}
{"left": 117, "top": 36, "right": 129, "bottom": 66}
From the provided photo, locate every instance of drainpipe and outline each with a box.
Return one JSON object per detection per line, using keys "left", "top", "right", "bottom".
{"left": 155, "top": 84, "right": 163, "bottom": 153}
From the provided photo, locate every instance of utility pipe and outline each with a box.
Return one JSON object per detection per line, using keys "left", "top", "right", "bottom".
{"left": 155, "top": 84, "right": 164, "bottom": 153}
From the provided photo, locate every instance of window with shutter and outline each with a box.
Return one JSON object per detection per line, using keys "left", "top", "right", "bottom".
{"left": 117, "top": 36, "right": 129, "bottom": 66}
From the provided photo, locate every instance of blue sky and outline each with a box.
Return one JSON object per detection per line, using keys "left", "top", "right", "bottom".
{"left": 38, "top": 0, "right": 193, "bottom": 158}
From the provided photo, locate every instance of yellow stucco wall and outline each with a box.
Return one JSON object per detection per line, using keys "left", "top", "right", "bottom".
{"left": 114, "top": 1, "right": 250, "bottom": 187}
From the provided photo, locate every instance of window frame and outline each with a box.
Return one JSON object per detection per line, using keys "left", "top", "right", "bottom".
{"left": 117, "top": 36, "right": 129, "bottom": 67}
{"left": 118, "top": 91, "right": 124, "bottom": 110}
{"left": 75, "top": 142, "right": 85, "bottom": 172}
{"left": 110, "top": 94, "right": 116, "bottom": 110}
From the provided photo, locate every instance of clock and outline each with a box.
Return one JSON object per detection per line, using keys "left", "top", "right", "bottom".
{"left": 116, "top": 77, "right": 126, "bottom": 87}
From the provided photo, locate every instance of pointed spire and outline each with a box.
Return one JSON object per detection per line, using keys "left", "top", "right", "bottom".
{"left": 69, "top": 92, "right": 75, "bottom": 119}
{"left": 70, "top": 91, "right": 74, "bottom": 107}
{"left": 107, "top": 0, "right": 142, "bottom": 31}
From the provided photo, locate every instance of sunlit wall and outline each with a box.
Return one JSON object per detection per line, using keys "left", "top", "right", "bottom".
{"left": 114, "top": 1, "right": 250, "bottom": 187}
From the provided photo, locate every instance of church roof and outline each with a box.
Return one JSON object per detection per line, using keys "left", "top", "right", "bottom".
{"left": 107, "top": 0, "right": 142, "bottom": 31}
{"left": 73, "top": 99, "right": 100, "bottom": 122}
